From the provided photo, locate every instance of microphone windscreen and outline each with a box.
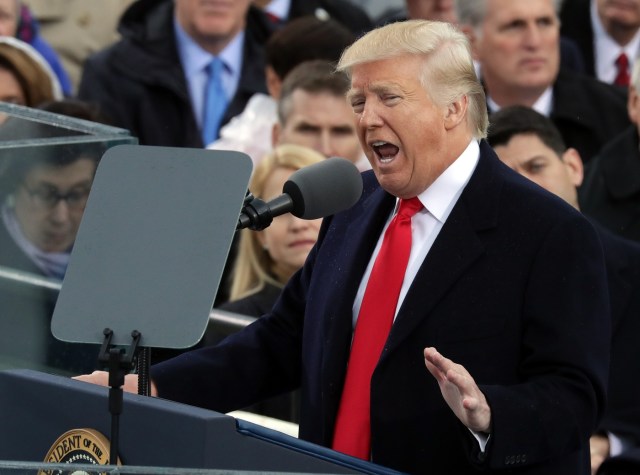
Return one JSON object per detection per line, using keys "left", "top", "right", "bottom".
{"left": 283, "top": 157, "right": 363, "bottom": 219}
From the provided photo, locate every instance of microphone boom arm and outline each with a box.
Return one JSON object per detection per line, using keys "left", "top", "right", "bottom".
{"left": 236, "top": 194, "right": 294, "bottom": 231}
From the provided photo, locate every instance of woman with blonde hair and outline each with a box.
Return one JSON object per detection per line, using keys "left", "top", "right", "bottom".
{"left": 213, "top": 144, "right": 325, "bottom": 423}
{"left": 220, "top": 143, "right": 325, "bottom": 317}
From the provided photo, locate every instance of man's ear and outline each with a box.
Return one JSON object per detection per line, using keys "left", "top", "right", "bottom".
{"left": 265, "top": 65, "right": 282, "bottom": 99}
{"left": 444, "top": 95, "right": 469, "bottom": 130}
{"left": 562, "top": 147, "right": 584, "bottom": 188}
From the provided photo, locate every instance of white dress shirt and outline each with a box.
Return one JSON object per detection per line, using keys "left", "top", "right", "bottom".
{"left": 352, "top": 139, "right": 480, "bottom": 325}
{"left": 174, "top": 18, "right": 244, "bottom": 130}
{"left": 486, "top": 86, "right": 553, "bottom": 117}
{"left": 351, "top": 138, "right": 488, "bottom": 450}
{"left": 591, "top": 0, "right": 640, "bottom": 84}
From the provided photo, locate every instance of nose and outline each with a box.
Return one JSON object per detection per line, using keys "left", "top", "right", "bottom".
{"left": 49, "top": 199, "right": 72, "bottom": 224}
{"left": 359, "top": 101, "right": 384, "bottom": 130}
{"left": 319, "top": 131, "right": 334, "bottom": 158}
{"left": 523, "top": 23, "right": 543, "bottom": 48}
{"left": 288, "top": 215, "right": 310, "bottom": 230}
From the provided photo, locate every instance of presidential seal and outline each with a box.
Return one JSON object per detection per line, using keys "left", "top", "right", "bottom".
{"left": 39, "top": 428, "right": 119, "bottom": 475}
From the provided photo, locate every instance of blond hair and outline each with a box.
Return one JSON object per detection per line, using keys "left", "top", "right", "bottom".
{"left": 229, "top": 144, "right": 325, "bottom": 301}
{"left": 337, "top": 20, "right": 488, "bottom": 139}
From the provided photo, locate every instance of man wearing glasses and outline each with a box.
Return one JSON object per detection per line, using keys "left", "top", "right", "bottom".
{"left": 0, "top": 146, "right": 96, "bottom": 280}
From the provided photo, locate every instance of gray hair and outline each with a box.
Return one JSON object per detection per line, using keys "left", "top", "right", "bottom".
{"left": 337, "top": 19, "right": 488, "bottom": 139}
{"left": 455, "top": 0, "right": 564, "bottom": 28}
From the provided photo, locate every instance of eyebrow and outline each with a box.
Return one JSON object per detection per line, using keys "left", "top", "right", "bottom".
{"left": 346, "top": 82, "right": 401, "bottom": 101}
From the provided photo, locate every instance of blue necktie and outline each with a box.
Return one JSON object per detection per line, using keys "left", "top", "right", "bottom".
{"left": 201, "top": 57, "right": 227, "bottom": 145}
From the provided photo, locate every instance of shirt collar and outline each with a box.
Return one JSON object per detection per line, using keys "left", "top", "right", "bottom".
{"left": 174, "top": 16, "right": 245, "bottom": 77}
{"left": 411, "top": 138, "right": 480, "bottom": 223}
{"left": 591, "top": 0, "right": 640, "bottom": 73}
{"left": 265, "top": 0, "right": 290, "bottom": 20}
{"left": 486, "top": 86, "right": 553, "bottom": 117}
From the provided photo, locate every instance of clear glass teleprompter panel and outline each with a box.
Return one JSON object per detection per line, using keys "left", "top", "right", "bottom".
{"left": 0, "top": 101, "right": 136, "bottom": 376}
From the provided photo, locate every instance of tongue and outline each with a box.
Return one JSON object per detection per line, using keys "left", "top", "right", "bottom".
{"left": 377, "top": 144, "right": 399, "bottom": 157}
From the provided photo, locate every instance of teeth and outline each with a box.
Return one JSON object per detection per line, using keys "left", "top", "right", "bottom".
{"left": 372, "top": 141, "right": 387, "bottom": 147}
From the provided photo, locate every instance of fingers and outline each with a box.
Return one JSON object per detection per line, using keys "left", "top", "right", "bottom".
{"left": 424, "top": 351, "right": 446, "bottom": 382}
{"left": 72, "top": 370, "right": 109, "bottom": 386}
{"left": 424, "top": 347, "right": 492, "bottom": 433}
{"left": 589, "top": 434, "right": 610, "bottom": 475}
{"left": 424, "top": 347, "right": 470, "bottom": 391}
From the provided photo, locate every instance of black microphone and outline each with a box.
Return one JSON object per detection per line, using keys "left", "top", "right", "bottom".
{"left": 237, "top": 157, "right": 363, "bottom": 230}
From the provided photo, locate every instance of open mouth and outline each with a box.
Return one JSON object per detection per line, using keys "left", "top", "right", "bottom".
{"left": 372, "top": 141, "right": 400, "bottom": 163}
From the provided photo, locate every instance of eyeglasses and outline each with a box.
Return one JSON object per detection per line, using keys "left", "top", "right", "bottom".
{"left": 21, "top": 183, "right": 91, "bottom": 210}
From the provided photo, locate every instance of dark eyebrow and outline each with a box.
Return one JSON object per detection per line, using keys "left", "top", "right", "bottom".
{"left": 293, "top": 121, "right": 321, "bottom": 131}
{"left": 331, "top": 125, "right": 355, "bottom": 133}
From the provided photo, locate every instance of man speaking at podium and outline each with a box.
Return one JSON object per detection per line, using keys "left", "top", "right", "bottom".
{"left": 77, "top": 20, "right": 610, "bottom": 474}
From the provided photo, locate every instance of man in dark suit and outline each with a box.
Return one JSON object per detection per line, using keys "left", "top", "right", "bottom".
{"left": 560, "top": 0, "right": 640, "bottom": 85}
{"left": 77, "top": 0, "right": 274, "bottom": 148}
{"left": 579, "top": 58, "right": 640, "bottom": 243}
{"left": 456, "top": 0, "right": 630, "bottom": 164}
{"left": 487, "top": 105, "right": 640, "bottom": 475}
{"left": 76, "top": 20, "right": 610, "bottom": 474}
{"left": 254, "top": 0, "right": 372, "bottom": 37}
{"left": 376, "top": 0, "right": 586, "bottom": 74}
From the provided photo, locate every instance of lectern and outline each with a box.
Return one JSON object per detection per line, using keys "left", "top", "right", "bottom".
{"left": 0, "top": 369, "right": 402, "bottom": 474}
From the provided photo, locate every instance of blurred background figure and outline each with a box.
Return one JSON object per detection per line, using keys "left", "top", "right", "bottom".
{"left": 21, "top": 0, "right": 134, "bottom": 93}
{"left": 209, "top": 16, "right": 356, "bottom": 164}
{"left": 272, "top": 60, "right": 367, "bottom": 170}
{"left": 579, "top": 47, "right": 640, "bottom": 242}
{"left": 456, "top": 0, "right": 630, "bottom": 164}
{"left": 487, "top": 105, "right": 640, "bottom": 475}
{"left": 0, "top": 36, "right": 62, "bottom": 106}
{"left": 220, "top": 144, "right": 325, "bottom": 316}
{"left": 252, "top": 0, "right": 372, "bottom": 36}
{"left": 376, "top": 0, "right": 457, "bottom": 25}
{"left": 0, "top": 0, "right": 72, "bottom": 95}
{"left": 561, "top": 0, "right": 640, "bottom": 86}
{"left": 0, "top": 99, "right": 107, "bottom": 280}
{"left": 78, "top": 0, "right": 273, "bottom": 148}
{"left": 210, "top": 143, "right": 325, "bottom": 423}
{"left": 0, "top": 99, "right": 111, "bottom": 374}
{"left": 213, "top": 59, "right": 365, "bottom": 305}
{"left": 376, "top": 0, "right": 585, "bottom": 73}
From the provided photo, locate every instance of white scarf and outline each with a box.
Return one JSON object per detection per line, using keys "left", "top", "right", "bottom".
{"left": 2, "top": 200, "right": 69, "bottom": 280}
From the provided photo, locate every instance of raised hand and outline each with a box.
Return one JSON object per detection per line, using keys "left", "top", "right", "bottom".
{"left": 424, "top": 347, "right": 491, "bottom": 433}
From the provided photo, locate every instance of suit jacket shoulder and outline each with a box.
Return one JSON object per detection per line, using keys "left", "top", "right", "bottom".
{"left": 560, "top": 0, "right": 595, "bottom": 76}
{"left": 78, "top": 0, "right": 269, "bottom": 148}
{"left": 595, "top": 224, "right": 640, "bottom": 447}
{"left": 552, "top": 70, "right": 630, "bottom": 163}
{"left": 287, "top": 0, "right": 372, "bottom": 36}
{"left": 580, "top": 126, "right": 640, "bottom": 241}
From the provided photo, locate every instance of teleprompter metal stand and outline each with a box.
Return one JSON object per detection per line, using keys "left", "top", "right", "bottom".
{"left": 51, "top": 145, "right": 253, "bottom": 465}
{"left": 98, "top": 328, "right": 140, "bottom": 464}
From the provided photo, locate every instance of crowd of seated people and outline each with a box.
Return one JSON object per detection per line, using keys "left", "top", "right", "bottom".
{"left": 1, "top": 1, "right": 640, "bottom": 473}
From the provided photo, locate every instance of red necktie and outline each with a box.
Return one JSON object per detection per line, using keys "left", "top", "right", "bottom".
{"left": 332, "top": 197, "right": 423, "bottom": 460}
{"left": 614, "top": 53, "right": 630, "bottom": 87}
{"left": 265, "top": 11, "right": 282, "bottom": 25}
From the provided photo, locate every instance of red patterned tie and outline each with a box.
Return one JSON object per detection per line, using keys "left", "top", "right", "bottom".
{"left": 614, "top": 53, "right": 630, "bottom": 87}
{"left": 332, "top": 197, "right": 423, "bottom": 459}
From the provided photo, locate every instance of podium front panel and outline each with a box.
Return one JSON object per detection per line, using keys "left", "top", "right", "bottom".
{"left": 0, "top": 370, "right": 402, "bottom": 474}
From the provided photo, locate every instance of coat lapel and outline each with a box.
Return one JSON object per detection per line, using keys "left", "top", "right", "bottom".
{"left": 384, "top": 142, "right": 504, "bottom": 356}
{"left": 318, "top": 180, "right": 395, "bottom": 426}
